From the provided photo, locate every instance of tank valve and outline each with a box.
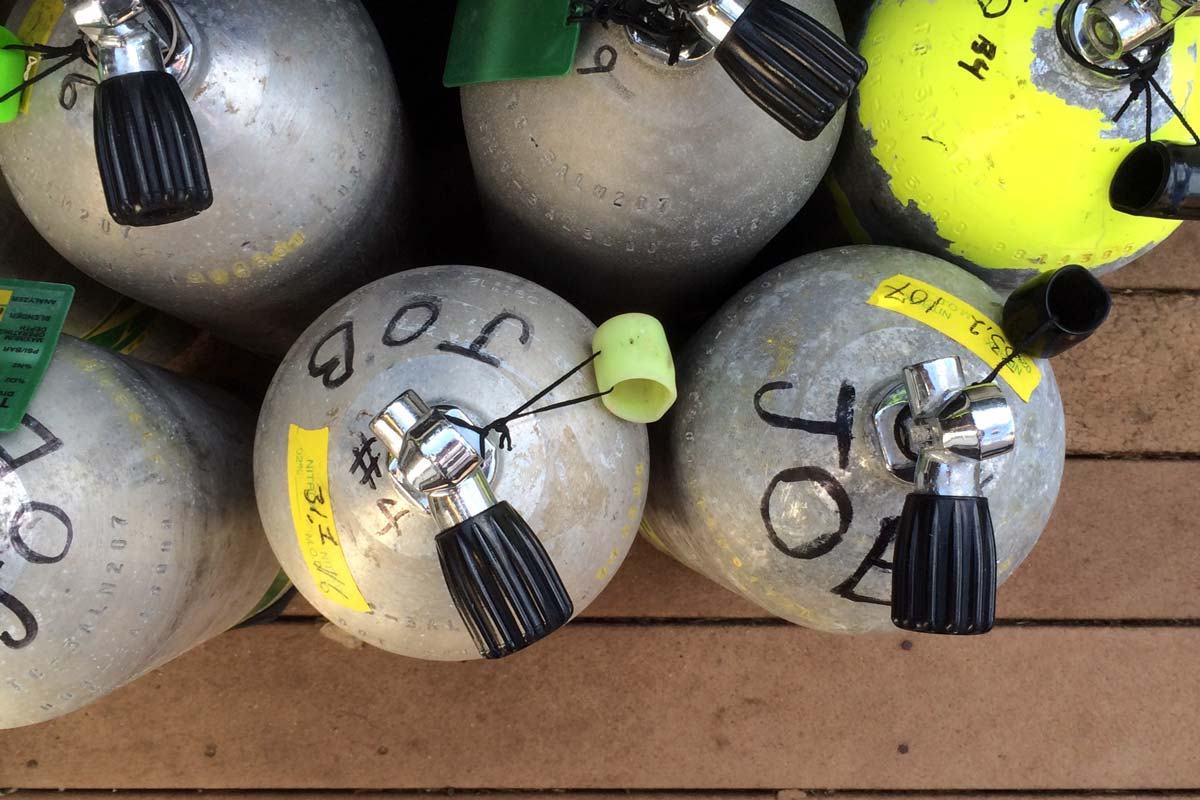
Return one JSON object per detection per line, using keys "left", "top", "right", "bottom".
{"left": 67, "top": 0, "right": 212, "bottom": 227}
{"left": 874, "top": 357, "right": 1015, "bottom": 635}
{"left": 370, "top": 391, "right": 574, "bottom": 659}
{"left": 1083, "top": 0, "right": 1168, "bottom": 58}
{"left": 681, "top": 0, "right": 867, "bottom": 140}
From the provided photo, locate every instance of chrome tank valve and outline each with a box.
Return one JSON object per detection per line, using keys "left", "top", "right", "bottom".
{"left": 1084, "top": 0, "right": 1166, "bottom": 58}
{"left": 615, "top": 0, "right": 866, "bottom": 139}
{"left": 1080, "top": 0, "right": 1200, "bottom": 59}
{"left": 371, "top": 391, "right": 574, "bottom": 659}
{"left": 67, "top": 0, "right": 211, "bottom": 226}
{"left": 873, "top": 357, "right": 1016, "bottom": 636}
{"left": 681, "top": 0, "right": 867, "bottom": 139}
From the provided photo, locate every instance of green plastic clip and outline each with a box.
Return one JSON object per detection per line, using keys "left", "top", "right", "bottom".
{"left": 593, "top": 313, "right": 677, "bottom": 424}
{"left": 444, "top": 0, "right": 581, "bottom": 88}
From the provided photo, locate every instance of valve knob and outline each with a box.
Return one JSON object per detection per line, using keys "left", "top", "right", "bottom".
{"left": 436, "top": 502, "right": 574, "bottom": 659}
{"left": 709, "top": 0, "right": 867, "bottom": 140}
{"left": 93, "top": 70, "right": 212, "bottom": 227}
{"left": 891, "top": 493, "right": 996, "bottom": 635}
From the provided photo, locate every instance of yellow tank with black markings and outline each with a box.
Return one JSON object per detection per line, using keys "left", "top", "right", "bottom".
{"left": 830, "top": 0, "right": 1200, "bottom": 292}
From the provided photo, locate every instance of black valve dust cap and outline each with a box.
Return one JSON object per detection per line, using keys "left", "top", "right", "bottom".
{"left": 93, "top": 70, "right": 212, "bottom": 227}
{"left": 891, "top": 493, "right": 996, "bottom": 635}
{"left": 1002, "top": 264, "right": 1111, "bottom": 359}
{"left": 715, "top": 0, "right": 867, "bottom": 140}
{"left": 1111, "top": 140, "right": 1200, "bottom": 220}
{"left": 436, "top": 501, "right": 574, "bottom": 659}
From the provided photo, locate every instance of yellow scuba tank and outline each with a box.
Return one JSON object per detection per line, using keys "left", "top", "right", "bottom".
{"left": 831, "top": 0, "right": 1200, "bottom": 293}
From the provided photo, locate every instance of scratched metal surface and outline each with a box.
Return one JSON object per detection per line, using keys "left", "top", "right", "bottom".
{"left": 0, "top": 0, "right": 410, "bottom": 355}
{"left": 0, "top": 0, "right": 1198, "bottom": 793}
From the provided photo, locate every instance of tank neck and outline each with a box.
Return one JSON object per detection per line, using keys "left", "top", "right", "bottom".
{"left": 369, "top": 394, "right": 502, "bottom": 529}
{"left": 68, "top": 0, "right": 200, "bottom": 83}
{"left": 868, "top": 357, "right": 1016, "bottom": 491}
{"left": 616, "top": 1, "right": 716, "bottom": 66}
{"left": 160, "top": 2, "right": 199, "bottom": 82}
{"left": 1056, "top": 0, "right": 1174, "bottom": 81}
{"left": 625, "top": 27, "right": 715, "bottom": 65}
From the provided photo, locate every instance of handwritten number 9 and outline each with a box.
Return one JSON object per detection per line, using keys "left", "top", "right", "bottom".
{"left": 577, "top": 45, "right": 618, "bottom": 75}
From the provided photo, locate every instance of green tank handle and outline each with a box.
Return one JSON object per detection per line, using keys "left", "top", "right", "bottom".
{"left": 0, "top": 27, "right": 26, "bottom": 123}
{"left": 592, "top": 313, "right": 677, "bottom": 424}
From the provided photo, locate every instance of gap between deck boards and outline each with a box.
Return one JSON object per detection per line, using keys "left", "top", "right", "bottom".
{"left": 7, "top": 792, "right": 1200, "bottom": 798}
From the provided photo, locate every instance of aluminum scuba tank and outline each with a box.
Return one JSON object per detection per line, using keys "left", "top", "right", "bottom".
{"left": 458, "top": 0, "right": 860, "bottom": 318}
{"left": 253, "top": 265, "right": 650, "bottom": 660}
{"left": 0, "top": 0, "right": 410, "bottom": 355}
{"left": 0, "top": 335, "right": 280, "bottom": 728}
{"left": 1, "top": 180, "right": 197, "bottom": 364}
{"left": 642, "top": 246, "right": 1068, "bottom": 634}
{"left": 830, "top": 0, "right": 1200, "bottom": 293}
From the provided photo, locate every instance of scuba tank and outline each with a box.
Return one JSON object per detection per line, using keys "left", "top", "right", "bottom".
{"left": 1, "top": 180, "right": 197, "bottom": 364}
{"left": 0, "top": 335, "right": 280, "bottom": 728}
{"left": 0, "top": 0, "right": 411, "bottom": 355}
{"left": 643, "top": 246, "right": 1090, "bottom": 634}
{"left": 458, "top": 0, "right": 865, "bottom": 319}
{"left": 253, "top": 265, "right": 650, "bottom": 660}
{"left": 831, "top": 0, "right": 1200, "bottom": 293}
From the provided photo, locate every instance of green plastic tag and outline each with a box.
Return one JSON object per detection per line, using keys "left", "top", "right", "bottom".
{"left": 444, "top": 0, "right": 581, "bottom": 88}
{"left": 0, "top": 26, "right": 27, "bottom": 123}
{"left": 0, "top": 279, "right": 74, "bottom": 432}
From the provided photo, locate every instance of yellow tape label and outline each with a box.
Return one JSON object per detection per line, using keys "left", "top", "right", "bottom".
{"left": 0, "top": 289, "right": 12, "bottom": 322}
{"left": 287, "top": 425, "right": 370, "bottom": 612}
{"left": 16, "top": 0, "right": 66, "bottom": 115}
{"left": 17, "top": 0, "right": 65, "bottom": 43}
{"left": 866, "top": 274, "right": 1041, "bottom": 402}
{"left": 82, "top": 298, "right": 157, "bottom": 355}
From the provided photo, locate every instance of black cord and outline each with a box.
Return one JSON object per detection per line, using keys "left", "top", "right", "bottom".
{"left": 446, "top": 352, "right": 613, "bottom": 454}
{"left": 983, "top": 324, "right": 1050, "bottom": 386}
{"left": 1111, "top": 51, "right": 1200, "bottom": 145}
{"left": 569, "top": 0, "right": 694, "bottom": 64}
{"left": 59, "top": 72, "right": 98, "bottom": 110}
{"left": 0, "top": 39, "right": 92, "bottom": 105}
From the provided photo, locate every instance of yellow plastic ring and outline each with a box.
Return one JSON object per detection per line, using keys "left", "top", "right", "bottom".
{"left": 592, "top": 313, "right": 676, "bottom": 424}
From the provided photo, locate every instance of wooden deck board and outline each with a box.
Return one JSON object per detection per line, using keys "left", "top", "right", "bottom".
{"left": 2, "top": 626, "right": 1199, "bottom": 790}
{"left": 1103, "top": 225, "right": 1200, "bottom": 290}
{"left": 1058, "top": 294, "right": 1200, "bottom": 455}
{"left": 4, "top": 795, "right": 770, "bottom": 800}
{"left": 3, "top": 216, "right": 1196, "bottom": 794}
{"left": 11, "top": 795, "right": 1200, "bottom": 800}
{"left": 282, "top": 459, "right": 1200, "bottom": 622}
